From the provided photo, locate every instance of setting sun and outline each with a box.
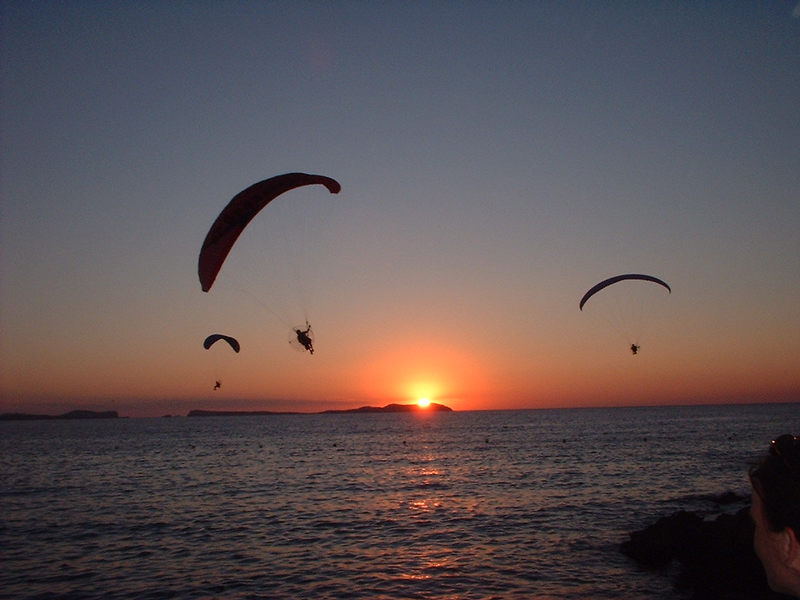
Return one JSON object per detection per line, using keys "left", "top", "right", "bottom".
{"left": 417, "top": 397, "right": 431, "bottom": 408}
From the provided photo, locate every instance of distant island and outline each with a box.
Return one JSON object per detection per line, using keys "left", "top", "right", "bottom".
{"left": 1, "top": 404, "right": 453, "bottom": 420}
{"left": 321, "top": 403, "right": 452, "bottom": 414}
{"left": 187, "top": 409, "right": 302, "bottom": 417}
{"left": 0, "top": 410, "right": 120, "bottom": 421}
{"left": 189, "top": 403, "right": 452, "bottom": 417}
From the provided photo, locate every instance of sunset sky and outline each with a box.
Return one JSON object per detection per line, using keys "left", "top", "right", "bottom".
{"left": 2, "top": 2, "right": 798, "bottom": 417}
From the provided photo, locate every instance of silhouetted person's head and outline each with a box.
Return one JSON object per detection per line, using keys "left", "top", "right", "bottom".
{"left": 750, "top": 434, "right": 800, "bottom": 597}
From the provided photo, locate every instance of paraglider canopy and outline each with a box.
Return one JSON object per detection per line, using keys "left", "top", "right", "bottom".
{"left": 579, "top": 274, "right": 670, "bottom": 311}
{"left": 198, "top": 172, "right": 341, "bottom": 293}
{"left": 579, "top": 273, "right": 671, "bottom": 355}
{"left": 203, "top": 334, "right": 240, "bottom": 353}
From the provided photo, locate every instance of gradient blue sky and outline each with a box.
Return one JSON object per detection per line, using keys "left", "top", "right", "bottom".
{"left": 2, "top": 1, "right": 798, "bottom": 417}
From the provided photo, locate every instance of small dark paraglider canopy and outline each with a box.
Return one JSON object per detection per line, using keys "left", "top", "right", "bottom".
{"left": 579, "top": 273, "right": 671, "bottom": 311}
{"left": 203, "top": 334, "right": 240, "bottom": 353}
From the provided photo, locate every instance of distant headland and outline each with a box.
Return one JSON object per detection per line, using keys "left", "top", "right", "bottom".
{"left": 189, "top": 403, "right": 453, "bottom": 417}
{"left": 187, "top": 409, "right": 301, "bottom": 417}
{"left": 321, "top": 403, "right": 452, "bottom": 414}
{"left": 0, "top": 410, "right": 121, "bottom": 421}
{"left": 1, "top": 404, "right": 452, "bottom": 420}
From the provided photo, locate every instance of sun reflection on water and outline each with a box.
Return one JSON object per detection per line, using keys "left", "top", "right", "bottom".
{"left": 407, "top": 498, "right": 443, "bottom": 512}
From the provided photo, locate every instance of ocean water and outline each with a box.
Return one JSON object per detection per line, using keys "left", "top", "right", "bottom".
{"left": 1, "top": 403, "right": 798, "bottom": 599}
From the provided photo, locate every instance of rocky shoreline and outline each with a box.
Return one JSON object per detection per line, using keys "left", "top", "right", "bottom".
{"left": 620, "top": 493, "right": 792, "bottom": 599}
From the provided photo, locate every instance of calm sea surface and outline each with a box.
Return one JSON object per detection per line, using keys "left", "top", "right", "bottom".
{"left": 1, "top": 403, "right": 798, "bottom": 599}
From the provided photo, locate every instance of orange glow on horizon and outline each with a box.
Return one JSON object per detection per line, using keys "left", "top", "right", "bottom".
{"left": 356, "top": 338, "right": 491, "bottom": 410}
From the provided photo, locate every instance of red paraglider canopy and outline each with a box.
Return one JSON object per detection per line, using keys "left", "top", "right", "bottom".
{"left": 198, "top": 172, "right": 341, "bottom": 292}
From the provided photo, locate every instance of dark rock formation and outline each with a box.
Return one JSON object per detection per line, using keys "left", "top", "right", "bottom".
{"left": 621, "top": 506, "right": 793, "bottom": 599}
